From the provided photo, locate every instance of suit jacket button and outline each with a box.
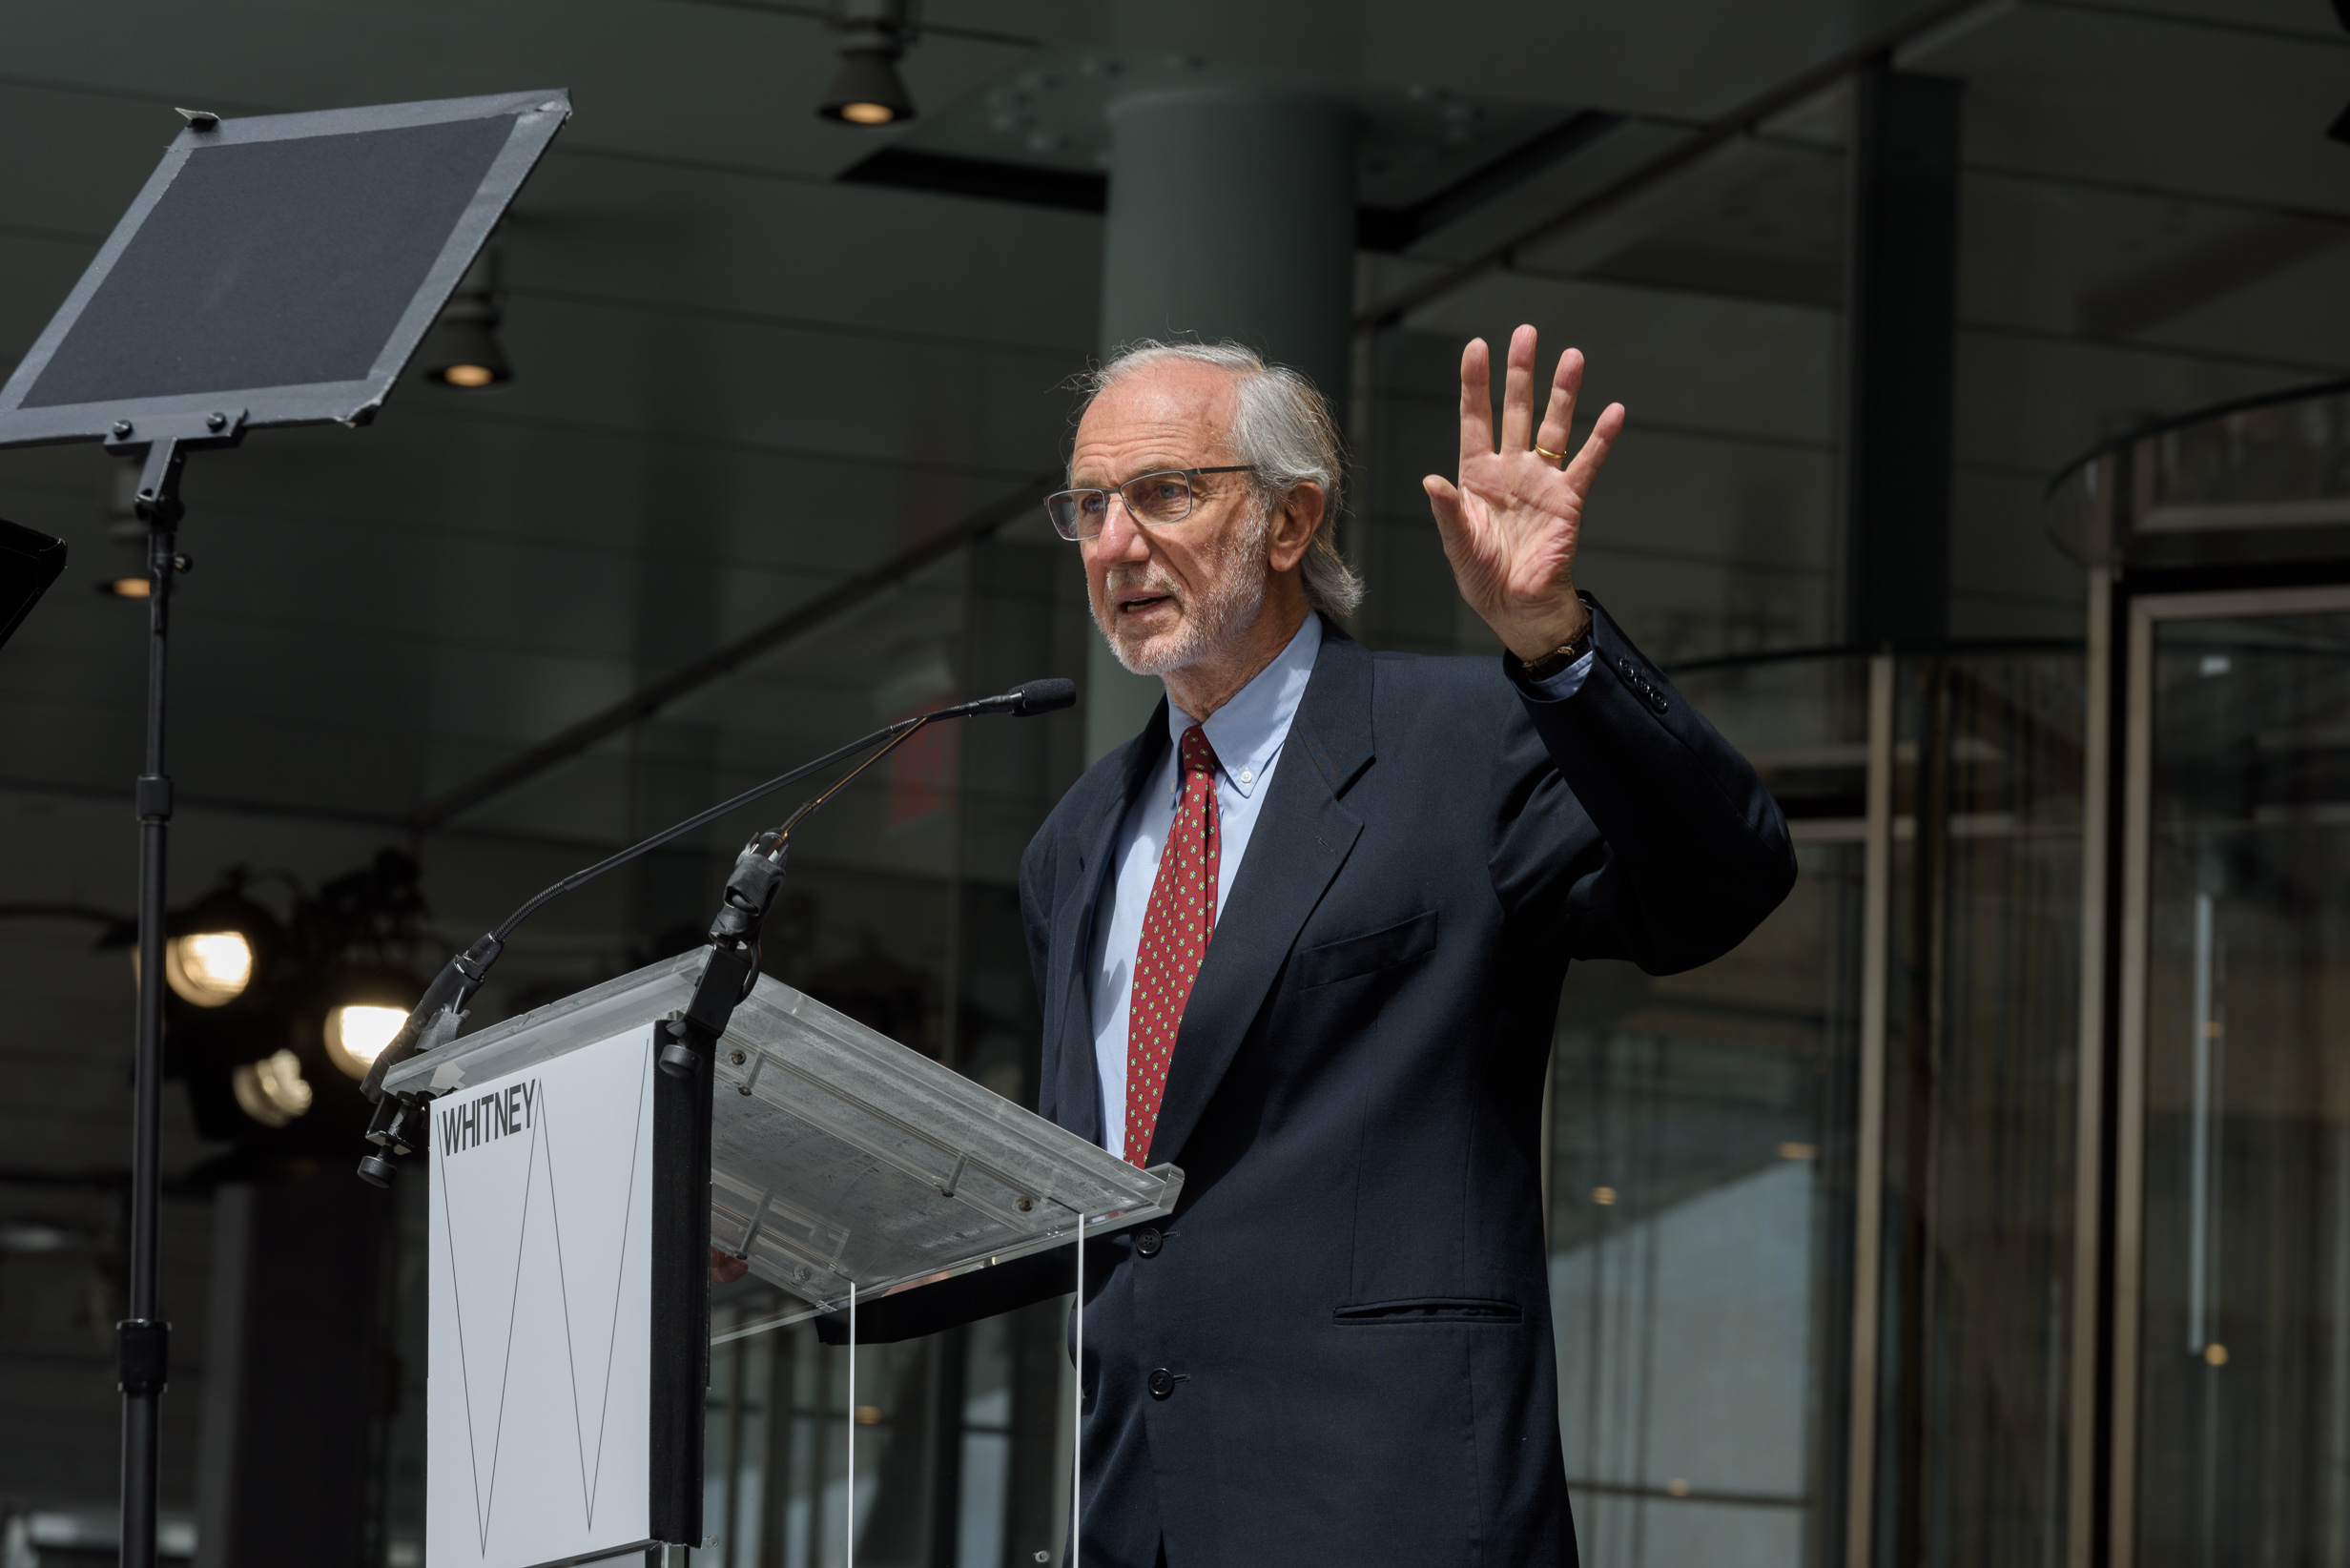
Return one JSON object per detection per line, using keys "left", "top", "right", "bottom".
{"left": 1147, "top": 1368, "right": 1176, "bottom": 1399}
{"left": 1135, "top": 1227, "right": 1163, "bottom": 1257}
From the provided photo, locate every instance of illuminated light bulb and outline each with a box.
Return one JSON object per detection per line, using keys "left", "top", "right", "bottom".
{"left": 325, "top": 1003, "right": 411, "bottom": 1080}
{"left": 438, "top": 362, "right": 497, "bottom": 388}
{"left": 839, "top": 102, "right": 897, "bottom": 125}
{"left": 162, "top": 930, "right": 254, "bottom": 1006}
{"left": 231, "top": 1049, "right": 314, "bottom": 1126}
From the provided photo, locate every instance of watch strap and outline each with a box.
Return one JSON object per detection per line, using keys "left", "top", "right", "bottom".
{"left": 1518, "top": 620, "right": 1595, "bottom": 682}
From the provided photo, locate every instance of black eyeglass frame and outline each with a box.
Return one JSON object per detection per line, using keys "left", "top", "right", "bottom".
{"left": 1044, "top": 465, "right": 1259, "bottom": 542}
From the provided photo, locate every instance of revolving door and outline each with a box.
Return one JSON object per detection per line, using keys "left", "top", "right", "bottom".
{"left": 2064, "top": 379, "right": 2350, "bottom": 1567}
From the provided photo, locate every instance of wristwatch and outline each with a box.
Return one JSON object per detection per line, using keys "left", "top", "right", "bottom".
{"left": 1517, "top": 619, "right": 1595, "bottom": 682}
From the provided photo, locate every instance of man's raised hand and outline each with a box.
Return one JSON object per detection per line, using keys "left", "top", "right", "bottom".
{"left": 1422, "top": 324, "right": 1625, "bottom": 662}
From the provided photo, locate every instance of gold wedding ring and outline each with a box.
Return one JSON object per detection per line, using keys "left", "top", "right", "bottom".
{"left": 1534, "top": 444, "right": 1567, "bottom": 463}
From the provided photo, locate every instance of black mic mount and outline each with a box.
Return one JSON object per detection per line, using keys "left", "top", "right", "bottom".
{"left": 356, "top": 675, "right": 1076, "bottom": 1186}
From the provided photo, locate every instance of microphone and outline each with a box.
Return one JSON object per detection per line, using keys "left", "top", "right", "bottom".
{"left": 356, "top": 673, "right": 1077, "bottom": 1185}
{"left": 937, "top": 677, "right": 1077, "bottom": 719}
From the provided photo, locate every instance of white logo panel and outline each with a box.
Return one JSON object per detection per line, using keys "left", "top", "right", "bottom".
{"left": 428, "top": 1024, "right": 656, "bottom": 1568}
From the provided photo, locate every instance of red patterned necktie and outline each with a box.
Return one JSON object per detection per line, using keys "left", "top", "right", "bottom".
{"left": 1124, "top": 725, "right": 1222, "bottom": 1166}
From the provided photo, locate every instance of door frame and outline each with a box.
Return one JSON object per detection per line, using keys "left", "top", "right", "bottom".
{"left": 2087, "top": 581, "right": 2350, "bottom": 1565}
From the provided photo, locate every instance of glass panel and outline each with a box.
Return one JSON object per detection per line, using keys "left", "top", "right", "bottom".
{"left": 1885, "top": 654, "right": 2080, "bottom": 1567}
{"left": 384, "top": 949, "right": 1178, "bottom": 1310}
{"left": 1550, "top": 652, "right": 1866, "bottom": 1568}
{"left": 2137, "top": 609, "right": 2350, "bottom": 1564}
{"left": 2146, "top": 393, "right": 2350, "bottom": 530}
{"left": 1549, "top": 648, "right": 2084, "bottom": 1568}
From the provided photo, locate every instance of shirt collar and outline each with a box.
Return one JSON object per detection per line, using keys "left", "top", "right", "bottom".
{"left": 1167, "top": 614, "right": 1323, "bottom": 800}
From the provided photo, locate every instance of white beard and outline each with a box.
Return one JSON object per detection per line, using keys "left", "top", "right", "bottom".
{"left": 1094, "top": 505, "right": 1273, "bottom": 677}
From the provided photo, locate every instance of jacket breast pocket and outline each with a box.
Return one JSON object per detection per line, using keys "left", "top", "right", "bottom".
{"left": 1289, "top": 908, "right": 1438, "bottom": 989}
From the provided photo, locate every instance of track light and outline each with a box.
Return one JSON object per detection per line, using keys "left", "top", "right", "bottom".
{"left": 817, "top": 0, "right": 917, "bottom": 126}
{"left": 421, "top": 245, "right": 512, "bottom": 388}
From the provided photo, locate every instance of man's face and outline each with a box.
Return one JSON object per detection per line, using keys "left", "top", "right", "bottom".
{"left": 1070, "top": 361, "right": 1271, "bottom": 676}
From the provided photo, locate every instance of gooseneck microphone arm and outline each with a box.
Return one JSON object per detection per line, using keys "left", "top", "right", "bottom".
{"left": 355, "top": 676, "right": 1075, "bottom": 1184}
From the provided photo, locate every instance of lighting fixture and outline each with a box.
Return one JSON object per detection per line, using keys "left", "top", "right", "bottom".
{"left": 231, "top": 1048, "right": 315, "bottom": 1126}
{"left": 817, "top": 0, "right": 918, "bottom": 126}
{"left": 96, "top": 577, "right": 152, "bottom": 598}
{"left": 325, "top": 1003, "right": 411, "bottom": 1080}
{"left": 162, "top": 930, "right": 255, "bottom": 1007}
{"left": 127, "top": 879, "right": 276, "bottom": 1006}
{"left": 420, "top": 245, "right": 512, "bottom": 388}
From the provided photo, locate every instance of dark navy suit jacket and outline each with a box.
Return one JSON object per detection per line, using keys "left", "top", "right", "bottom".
{"left": 1015, "top": 602, "right": 1795, "bottom": 1568}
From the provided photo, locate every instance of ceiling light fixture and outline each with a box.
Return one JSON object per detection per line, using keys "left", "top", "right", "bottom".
{"left": 96, "top": 577, "right": 153, "bottom": 598}
{"left": 421, "top": 244, "right": 512, "bottom": 389}
{"left": 817, "top": 0, "right": 919, "bottom": 127}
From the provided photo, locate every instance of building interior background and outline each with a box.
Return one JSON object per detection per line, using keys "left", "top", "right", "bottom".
{"left": 1, "top": 1, "right": 2347, "bottom": 1565}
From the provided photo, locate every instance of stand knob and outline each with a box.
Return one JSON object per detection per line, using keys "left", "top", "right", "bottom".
{"left": 657, "top": 1040, "right": 702, "bottom": 1079}
{"left": 356, "top": 1152, "right": 400, "bottom": 1188}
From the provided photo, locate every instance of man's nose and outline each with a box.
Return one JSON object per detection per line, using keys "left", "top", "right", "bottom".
{"left": 1095, "top": 493, "right": 1150, "bottom": 561}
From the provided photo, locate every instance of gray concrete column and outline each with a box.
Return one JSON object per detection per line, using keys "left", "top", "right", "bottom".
{"left": 1084, "top": 88, "right": 1356, "bottom": 760}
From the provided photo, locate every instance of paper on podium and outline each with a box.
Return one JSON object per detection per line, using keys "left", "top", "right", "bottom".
{"left": 381, "top": 947, "right": 1180, "bottom": 1316}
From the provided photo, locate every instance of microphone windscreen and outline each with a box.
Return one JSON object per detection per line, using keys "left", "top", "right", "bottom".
{"left": 1012, "top": 677, "right": 1077, "bottom": 715}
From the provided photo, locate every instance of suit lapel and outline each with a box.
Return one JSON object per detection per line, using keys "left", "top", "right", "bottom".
{"left": 1143, "top": 627, "right": 1376, "bottom": 1167}
{"left": 1045, "top": 699, "right": 1169, "bottom": 1145}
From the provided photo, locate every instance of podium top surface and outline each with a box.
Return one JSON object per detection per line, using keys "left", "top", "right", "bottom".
{"left": 384, "top": 949, "right": 1179, "bottom": 1312}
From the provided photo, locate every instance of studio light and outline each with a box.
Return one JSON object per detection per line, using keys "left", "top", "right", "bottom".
{"left": 129, "top": 881, "right": 275, "bottom": 1006}
{"left": 320, "top": 960, "right": 423, "bottom": 1079}
{"left": 420, "top": 246, "right": 512, "bottom": 389}
{"left": 231, "top": 1048, "right": 314, "bottom": 1126}
{"left": 164, "top": 929, "right": 255, "bottom": 1007}
{"left": 326, "top": 1003, "right": 411, "bottom": 1080}
{"left": 816, "top": 0, "right": 918, "bottom": 126}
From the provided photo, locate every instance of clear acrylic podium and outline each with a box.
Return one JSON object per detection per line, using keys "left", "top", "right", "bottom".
{"left": 384, "top": 947, "right": 1180, "bottom": 1568}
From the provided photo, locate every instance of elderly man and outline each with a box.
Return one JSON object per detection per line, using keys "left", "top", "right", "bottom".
{"left": 1009, "top": 325, "right": 1795, "bottom": 1568}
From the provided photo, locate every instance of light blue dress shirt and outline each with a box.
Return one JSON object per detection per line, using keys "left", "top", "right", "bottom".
{"left": 1086, "top": 614, "right": 1590, "bottom": 1158}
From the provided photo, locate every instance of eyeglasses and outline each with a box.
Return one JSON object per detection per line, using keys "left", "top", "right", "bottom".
{"left": 1044, "top": 466, "right": 1257, "bottom": 542}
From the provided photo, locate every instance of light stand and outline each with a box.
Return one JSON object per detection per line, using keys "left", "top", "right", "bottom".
{"left": 112, "top": 420, "right": 241, "bottom": 1568}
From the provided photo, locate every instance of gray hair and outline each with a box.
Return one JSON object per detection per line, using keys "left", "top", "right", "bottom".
{"left": 1072, "top": 339, "right": 1364, "bottom": 618}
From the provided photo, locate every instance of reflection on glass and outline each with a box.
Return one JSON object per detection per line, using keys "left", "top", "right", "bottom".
{"left": 2140, "top": 611, "right": 2350, "bottom": 1564}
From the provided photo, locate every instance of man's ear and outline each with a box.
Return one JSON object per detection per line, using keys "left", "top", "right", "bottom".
{"left": 1265, "top": 483, "right": 1326, "bottom": 573}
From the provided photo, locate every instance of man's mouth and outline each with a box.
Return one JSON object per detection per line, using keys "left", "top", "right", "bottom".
{"left": 1115, "top": 589, "right": 1174, "bottom": 617}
